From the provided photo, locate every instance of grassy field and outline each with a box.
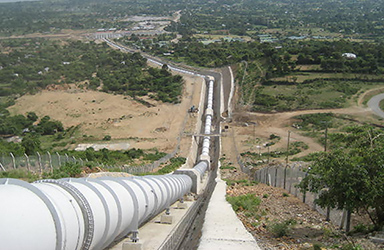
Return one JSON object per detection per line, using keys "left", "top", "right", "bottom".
{"left": 259, "top": 27, "right": 374, "bottom": 42}
{"left": 380, "top": 99, "right": 384, "bottom": 111}
{"left": 359, "top": 87, "right": 384, "bottom": 106}
{"left": 253, "top": 80, "right": 384, "bottom": 111}
{"left": 271, "top": 72, "right": 384, "bottom": 83}
{"left": 193, "top": 34, "right": 252, "bottom": 41}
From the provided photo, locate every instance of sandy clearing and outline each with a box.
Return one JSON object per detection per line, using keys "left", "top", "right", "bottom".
{"left": 8, "top": 69, "right": 204, "bottom": 155}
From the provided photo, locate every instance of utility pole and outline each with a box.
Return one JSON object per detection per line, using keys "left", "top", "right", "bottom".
{"left": 265, "top": 143, "right": 270, "bottom": 163}
{"left": 320, "top": 121, "right": 329, "bottom": 152}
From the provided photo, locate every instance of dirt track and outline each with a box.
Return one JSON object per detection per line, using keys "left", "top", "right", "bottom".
{"left": 226, "top": 82, "right": 380, "bottom": 164}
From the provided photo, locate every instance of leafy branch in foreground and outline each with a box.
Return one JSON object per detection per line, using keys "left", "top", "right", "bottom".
{"left": 299, "top": 126, "right": 384, "bottom": 230}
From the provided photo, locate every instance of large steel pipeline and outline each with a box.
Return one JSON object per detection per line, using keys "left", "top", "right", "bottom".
{"left": 0, "top": 64, "right": 215, "bottom": 249}
{"left": 0, "top": 175, "right": 193, "bottom": 250}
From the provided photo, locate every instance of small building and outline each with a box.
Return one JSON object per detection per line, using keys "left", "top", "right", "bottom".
{"left": 342, "top": 53, "right": 357, "bottom": 59}
{"left": 288, "top": 36, "right": 307, "bottom": 40}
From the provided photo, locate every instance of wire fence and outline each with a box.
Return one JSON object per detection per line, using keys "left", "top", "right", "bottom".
{"left": 0, "top": 147, "right": 179, "bottom": 176}
{"left": 240, "top": 159, "right": 351, "bottom": 231}
{"left": 0, "top": 152, "right": 83, "bottom": 174}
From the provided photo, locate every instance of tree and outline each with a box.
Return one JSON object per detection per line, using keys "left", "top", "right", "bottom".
{"left": 37, "top": 116, "right": 64, "bottom": 135}
{"left": 26, "top": 112, "right": 38, "bottom": 122}
{"left": 299, "top": 126, "right": 384, "bottom": 230}
{"left": 161, "top": 64, "right": 169, "bottom": 71}
{"left": 21, "top": 134, "right": 41, "bottom": 155}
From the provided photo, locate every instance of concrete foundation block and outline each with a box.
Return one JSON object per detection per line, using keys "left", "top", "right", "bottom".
{"left": 177, "top": 202, "right": 188, "bottom": 209}
{"left": 370, "top": 236, "right": 384, "bottom": 244}
{"left": 199, "top": 155, "right": 210, "bottom": 163}
{"left": 160, "top": 214, "right": 173, "bottom": 224}
{"left": 174, "top": 169, "right": 200, "bottom": 193}
{"left": 122, "top": 242, "right": 143, "bottom": 250}
{"left": 184, "top": 194, "right": 194, "bottom": 201}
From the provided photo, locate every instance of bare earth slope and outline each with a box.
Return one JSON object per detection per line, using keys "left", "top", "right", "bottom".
{"left": 8, "top": 69, "right": 203, "bottom": 156}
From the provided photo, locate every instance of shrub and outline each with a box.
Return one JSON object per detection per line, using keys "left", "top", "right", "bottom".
{"left": 341, "top": 244, "right": 363, "bottom": 250}
{"left": 227, "top": 194, "right": 261, "bottom": 212}
{"left": 349, "top": 223, "right": 370, "bottom": 235}
{"left": 157, "top": 157, "right": 186, "bottom": 174}
{"left": 102, "top": 135, "right": 111, "bottom": 141}
{"left": 43, "top": 162, "right": 83, "bottom": 179}
{"left": 268, "top": 219, "right": 296, "bottom": 238}
{"left": 268, "top": 221, "right": 290, "bottom": 237}
{"left": 220, "top": 165, "right": 236, "bottom": 170}
{"left": 143, "top": 151, "right": 167, "bottom": 161}
{"left": 313, "top": 244, "right": 323, "bottom": 250}
{"left": 269, "top": 134, "right": 280, "bottom": 140}
{"left": 0, "top": 169, "right": 39, "bottom": 182}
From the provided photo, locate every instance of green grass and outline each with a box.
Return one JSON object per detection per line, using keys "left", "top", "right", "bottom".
{"left": 361, "top": 88, "right": 384, "bottom": 106}
{"left": 0, "top": 169, "right": 40, "bottom": 182}
{"left": 380, "top": 99, "right": 384, "bottom": 111}
{"left": 136, "top": 156, "right": 186, "bottom": 176}
{"left": 156, "top": 157, "right": 186, "bottom": 174}
{"left": 252, "top": 80, "right": 384, "bottom": 112}
{"left": 224, "top": 178, "right": 258, "bottom": 186}
{"left": 220, "top": 165, "right": 236, "bottom": 170}
{"left": 271, "top": 72, "right": 383, "bottom": 83}
{"left": 226, "top": 193, "right": 261, "bottom": 212}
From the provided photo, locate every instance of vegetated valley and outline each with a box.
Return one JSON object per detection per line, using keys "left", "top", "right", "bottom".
{"left": 0, "top": 0, "right": 384, "bottom": 249}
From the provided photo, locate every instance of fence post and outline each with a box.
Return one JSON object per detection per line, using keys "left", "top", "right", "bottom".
{"left": 265, "top": 168, "right": 268, "bottom": 184}
{"left": 10, "top": 153, "right": 16, "bottom": 169}
{"left": 36, "top": 152, "right": 43, "bottom": 174}
{"left": 283, "top": 165, "right": 288, "bottom": 189}
{"left": 24, "top": 153, "right": 30, "bottom": 172}
{"left": 303, "top": 171, "right": 309, "bottom": 203}
{"left": 326, "top": 207, "right": 331, "bottom": 221}
{"left": 313, "top": 193, "right": 317, "bottom": 210}
{"left": 65, "top": 153, "right": 69, "bottom": 163}
{"left": 346, "top": 210, "right": 351, "bottom": 232}
{"left": 340, "top": 210, "right": 346, "bottom": 230}
{"left": 47, "top": 152, "right": 53, "bottom": 172}
{"left": 56, "top": 152, "right": 61, "bottom": 167}
{"left": 0, "top": 162, "right": 5, "bottom": 171}
{"left": 274, "top": 167, "right": 278, "bottom": 187}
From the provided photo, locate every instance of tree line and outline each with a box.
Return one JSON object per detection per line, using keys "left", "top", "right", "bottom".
{"left": 0, "top": 39, "right": 184, "bottom": 103}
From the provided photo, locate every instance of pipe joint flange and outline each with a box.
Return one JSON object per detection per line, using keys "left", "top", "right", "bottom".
{"left": 36, "top": 179, "right": 94, "bottom": 250}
